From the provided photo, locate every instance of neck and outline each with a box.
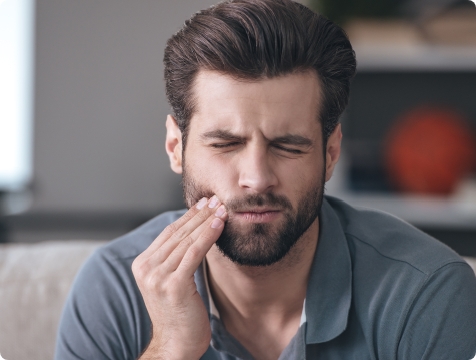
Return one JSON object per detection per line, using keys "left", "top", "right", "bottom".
{"left": 205, "top": 217, "right": 319, "bottom": 323}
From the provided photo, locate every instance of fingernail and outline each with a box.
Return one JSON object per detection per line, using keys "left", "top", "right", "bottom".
{"left": 211, "top": 218, "right": 223, "bottom": 229}
{"left": 215, "top": 205, "right": 226, "bottom": 218}
{"left": 208, "top": 195, "right": 219, "bottom": 208}
{"left": 196, "top": 197, "right": 208, "bottom": 210}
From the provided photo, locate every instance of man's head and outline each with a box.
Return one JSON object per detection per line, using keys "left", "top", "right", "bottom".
{"left": 164, "top": 0, "right": 356, "bottom": 146}
{"left": 164, "top": 0, "right": 356, "bottom": 267}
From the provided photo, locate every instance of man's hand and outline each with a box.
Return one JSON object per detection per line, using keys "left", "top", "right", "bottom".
{"left": 132, "top": 196, "right": 227, "bottom": 360}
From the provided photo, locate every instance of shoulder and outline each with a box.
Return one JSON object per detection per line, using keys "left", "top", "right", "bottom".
{"left": 325, "top": 195, "right": 466, "bottom": 275}
{"left": 324, "top": 196, "right": 476, "bottom": 358}
{"left": 73, "top": 209, "right": 187, "bottom": 298}
{"left": 96, "top": 209, "right": 187, "bottom": 262}
{"left": 74, "top": 209, "right": 187, "bottom": 285}
{"left": 67, "top": 209, "right": 188, "bottom": 313}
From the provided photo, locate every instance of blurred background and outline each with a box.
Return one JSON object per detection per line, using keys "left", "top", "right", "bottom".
{"left": 1, "top": 0, "right": 476, "bottom": 255}
{"left": 312, "top": 0, "right": 476, "bottom": 256}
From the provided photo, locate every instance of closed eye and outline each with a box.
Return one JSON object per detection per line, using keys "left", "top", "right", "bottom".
{"left": 272, "top": 144, "right": 304, "bottom": 154}
{"left": 210, "top": 142, "right": 242, "bottom": 149}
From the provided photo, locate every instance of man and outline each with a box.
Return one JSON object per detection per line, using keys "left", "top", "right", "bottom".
{"left": 55, "top": 0, "right": 476, "bottom": 359}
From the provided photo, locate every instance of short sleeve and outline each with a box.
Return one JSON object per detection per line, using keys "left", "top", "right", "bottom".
{"left": 54, "top": 248, "right": 151, "bottom": 360}
{"left": 397, "top": 262, "right": 476, "bottom": 360}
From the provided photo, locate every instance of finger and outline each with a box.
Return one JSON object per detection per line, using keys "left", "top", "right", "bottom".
{"left": 176, "top": 216, "right": 226, "bottom": 278}
{"left": 161, "top": 204, "right": 227, "bottom": 273}
{"left": 155, "top": 197, "right": 224, "bottom": 264}
{"left": 140, "top": 197, "right": 210, "bottom": 259}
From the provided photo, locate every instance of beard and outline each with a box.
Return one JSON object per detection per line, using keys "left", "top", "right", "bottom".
{"left": 182, "top": 162, "right": 325, "bottom": 267}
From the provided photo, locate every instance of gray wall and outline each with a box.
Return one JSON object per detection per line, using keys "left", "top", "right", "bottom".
{"left": 32, "top": 0, "right": 222, "bottom": 214}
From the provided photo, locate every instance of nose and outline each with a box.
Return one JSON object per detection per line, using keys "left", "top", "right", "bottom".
{"left": 238, "top": 143, "right": 278, "bottom": 193}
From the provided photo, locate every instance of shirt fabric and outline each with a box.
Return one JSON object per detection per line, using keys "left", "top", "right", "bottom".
{"left": 55, "top": 196, "right": 476, "bottom": 359}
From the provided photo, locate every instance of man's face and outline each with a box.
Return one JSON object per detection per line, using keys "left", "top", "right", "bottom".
{"left": 169, "top": 70, "right": 336, "bottom": 267}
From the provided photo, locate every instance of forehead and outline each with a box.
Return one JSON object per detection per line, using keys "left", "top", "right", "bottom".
{"left": 189, "top": 70, "right": 323, "bottom": 138}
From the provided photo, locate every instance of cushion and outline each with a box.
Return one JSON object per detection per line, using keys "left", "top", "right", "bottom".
{"left": 0, "top": 240, "right": 106, "bottom": 360}
{"left": 464, "top": 256, "right": 476, "bottom": 275}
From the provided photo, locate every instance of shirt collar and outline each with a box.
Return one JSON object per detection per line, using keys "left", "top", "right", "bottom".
{"left": 304, "top": 197, "right": 352, "bottom": 344}
{"left": 202, "top": 259, "right": 221, "bottom": 319}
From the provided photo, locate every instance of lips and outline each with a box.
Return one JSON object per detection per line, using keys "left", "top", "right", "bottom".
{"left": 233, "top": 208, "right": 282, "bottom": 223}
{"left": 235, "top": 207, "right": 279, "bottom": 213}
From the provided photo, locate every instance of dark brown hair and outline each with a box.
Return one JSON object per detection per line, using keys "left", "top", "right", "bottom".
{"left": 164, "top": 0, "right": 356, "bottom": 145}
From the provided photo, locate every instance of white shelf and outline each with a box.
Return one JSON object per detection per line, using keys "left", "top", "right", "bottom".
{"left": 330, "top": 192, "right": 476, "bottom": 229}
{"left": 326, "top": 152, "right": 476, "bottom": 229}
{"left": 354, "top": 44, "right": 476, "bottom": 71}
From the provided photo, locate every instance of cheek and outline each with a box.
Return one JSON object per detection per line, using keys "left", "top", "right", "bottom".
{"left": 276, "top": 158, "right": 324, "bottom": 194}
{"left": 186, "top": 150, "right": 237, "bottom": 193}
{"left": 239, "top": 156, "right": 321, "bottom": 190}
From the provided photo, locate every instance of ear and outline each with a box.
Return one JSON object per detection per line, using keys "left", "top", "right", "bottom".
{"left": 165, "top": 114, "right": 183, "bottom": 174}
{"left": 325, "top": 123, "right": 342, "bottom": 182}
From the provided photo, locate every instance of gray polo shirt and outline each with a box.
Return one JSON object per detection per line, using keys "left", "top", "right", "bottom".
{"left": 55, "top": 196, "right": 476, "bottom": 359}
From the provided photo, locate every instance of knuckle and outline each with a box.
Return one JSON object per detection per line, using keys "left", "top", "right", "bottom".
{"left": 173, "top": 227, "right": 189, "bottom": 241}
{"left": 132, "top": 258, "right": 160, "bottom": 284}
{"left": 145, "top": 268, "right": 168, "bottom": 290}
{"left": 186, "top": 245, "right": 202, "bottom": 262}
{"left": 164, "top": 222, "right": 179, "bottom": 237}
{"left": 144, "top": 276, "right": 160, "bottom": 292}
{"left": 164, "top": 277, "right": 182, "bottom": 299}
{"left": 198, "top": 230, "right": 214, "bottom": 245}
{"left": 131, "top": 257, "right": 139, "bottom": 271}
{"left": 185, "top": 236, "right": 195, "bottom": 247}
{"left": 131, "top": 258, "right": 145, "bottom": 277}
{"left": 176, "top": 235, "right": 194, "bottom": 251}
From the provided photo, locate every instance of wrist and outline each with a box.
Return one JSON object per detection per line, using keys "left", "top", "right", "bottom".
{"left": 138, "top": 340, "right": 201, "bottom": 360}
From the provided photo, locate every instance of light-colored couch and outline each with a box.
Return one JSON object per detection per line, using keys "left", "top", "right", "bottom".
{"left": 0, "top": 241, "right": 106, "bottom": 360}
{"left": 0, "top": 241, "right": 475, "bottom": 360}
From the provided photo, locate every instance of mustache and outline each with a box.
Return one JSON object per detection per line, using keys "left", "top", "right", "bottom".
{"left": 182, "top": 167, "right": 292, "bottom": 211}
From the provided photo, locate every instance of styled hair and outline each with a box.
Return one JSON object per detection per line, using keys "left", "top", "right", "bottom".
{"left": 164, "top": 0, "right": 356, "bottom": 145}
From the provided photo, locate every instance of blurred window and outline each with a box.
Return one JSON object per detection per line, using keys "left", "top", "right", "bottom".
{"left": 0, "top": 0, "right": 35, "bottom": 191}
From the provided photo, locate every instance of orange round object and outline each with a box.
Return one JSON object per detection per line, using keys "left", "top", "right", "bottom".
{"left": 385, "top": 106, "right": 476, "bottom": 195}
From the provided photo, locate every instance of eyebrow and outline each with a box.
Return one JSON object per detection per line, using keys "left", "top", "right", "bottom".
{"left": 201, "top": 130, "right": 313, "bottom": 147}
{"left": 271, "top": 134, "right": 313, "bottom": 147}
{"left": 201, "top": 130, "right": 245, "bottom": 142}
